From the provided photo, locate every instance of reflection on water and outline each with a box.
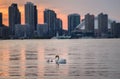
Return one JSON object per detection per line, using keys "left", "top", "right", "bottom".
{"left": 0, "top": 39, "right": 120, "bottom": 79}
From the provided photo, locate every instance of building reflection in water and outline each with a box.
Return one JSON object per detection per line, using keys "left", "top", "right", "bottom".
{"left": 25, "top": 46, "right": 38, "bottom": 79}
{"left": 8, "top": 44, "right": 44, "bottom": 79}
{"left": 0, "top": 40, "right": 120, "bottom": 79}
{"left": 38, "top": 47, "right": 44, "bottom": 79}
{"left": 68, "top": 47, "right": 82, "bottom": 79}
{"left": 6, "top": 41, "right": 69, "bottom": 79}
{"left": 9, "top": 48, "right": 22, "bottom": 79}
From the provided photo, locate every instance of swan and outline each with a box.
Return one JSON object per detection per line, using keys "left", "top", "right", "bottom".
{"left": 55, "top": 55, "right": 66, "bottom": 64}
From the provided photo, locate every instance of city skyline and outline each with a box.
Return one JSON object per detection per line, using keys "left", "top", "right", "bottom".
{"left": 0, "top": 0, "right": 120, "bottom": 29}
{"left": 0, "top": 2, "right": 120, "bottom": 39}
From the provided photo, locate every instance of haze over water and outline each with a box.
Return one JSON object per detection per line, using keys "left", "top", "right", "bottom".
{"left": 0, "top": 39, "right": 120, "bottom": 79}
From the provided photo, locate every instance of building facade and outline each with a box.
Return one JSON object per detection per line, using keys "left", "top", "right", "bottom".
{"left": 68, "top": 13, "right": 80, "bottom": 35}
{"left": 37, "top": 23, "right": 48, "bottom": 38}
{"left": 34, "top": 5, "right": 38, "bottom": 31}
{"left": 25, "top": 2, "right": 38, "bottom": 37}
{"left": 0, "top": 13, "right": 2, "bottom": 27}
{"left": 56, "top": 18, "right": 63, "bottom": 36}
{"left": 44, "top": 9, "right": 57, "bottom": 37}
{"left": 98, "top": 13, "right": 108, "bottom": 37}
{"left": 0, "top": 25, "right": 9, "bottom": 39}
{"left": 85, "top": 13, "right": 94, "bottom": 35}
{"left": 9, "top": 3, "right": 21, "bottom": 37}
{"left": 111, "top": 21, "right": 120, "bottom": 38}
{"left": 15, "top": 24, "right": 31, "bottom": 39}
{"left": 15, "top": 24, "right": 25, "bottom": 38}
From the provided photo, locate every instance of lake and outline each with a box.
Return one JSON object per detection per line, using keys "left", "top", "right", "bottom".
{"left": 0, "top": 39, "right": 120, "bottom": 79}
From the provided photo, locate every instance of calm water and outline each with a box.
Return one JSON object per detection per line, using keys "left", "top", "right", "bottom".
{"left": 0, "top": 39, "right": 120, "bottom": 79}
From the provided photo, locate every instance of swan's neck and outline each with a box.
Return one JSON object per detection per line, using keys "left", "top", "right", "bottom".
{"left": 56, "top": 57, "right": 59, "bottom": 62}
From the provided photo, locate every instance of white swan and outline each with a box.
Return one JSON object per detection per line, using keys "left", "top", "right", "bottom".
{"left": 55, "top": 55, "right": 66, "bottom": 64}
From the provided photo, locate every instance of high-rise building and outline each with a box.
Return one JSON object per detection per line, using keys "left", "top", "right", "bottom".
{"left": 85, "top": 13, "right": 94, "bottom": 34}
{"left": 98, "top": 13, "right": 108, "bottom": 37}
{"left": 0, "top": 25, "right": 9, "bottom": 39}
{"left": 111, "top": 21, "right": 120, "bottom": 38}
{"left": 44, "top": 9, "right": 57, "bottom": 36}
{"left": 25, "top": 2, "right": 38, "bottom": 36}
{"left": 68, "top": 13, "right": 80, "bottom": 35}
{"left": 9, "top": 3, "right": 21, "bottom": 36}
{"left": 34, "top": 5, "right": 38, "bottom": 31}
{"left": 15, "top": 24, "right": 25, "bottom": 38}
{"left": 37, "top": 23, "right": 48, "bottom": 37}
{"left": 15, "top": 24, "right": 31, "bottom": 39}
{"left": 0, "top": 13, "right": 2, "bottom": 27}
{"left": 24, "top": 24, "right": 32, "bottom": 38}
{"left": 56, "top": 18, "right": 63, "bottom": 36}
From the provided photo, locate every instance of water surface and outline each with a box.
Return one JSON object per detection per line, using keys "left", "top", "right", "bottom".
{"left": 0, "top": 39, "right": 120, "bottom": 79}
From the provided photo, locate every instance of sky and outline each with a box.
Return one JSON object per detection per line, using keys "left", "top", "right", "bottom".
{"left": 0, "top": 0, "right": 120, "bottom": 29}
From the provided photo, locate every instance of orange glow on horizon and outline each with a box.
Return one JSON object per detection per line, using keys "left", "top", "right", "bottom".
{"left": 0, "top": 4, "right": 68, "bottom": 29}
{"left": 0, "top": 6, "right": 8, "bottom": 26}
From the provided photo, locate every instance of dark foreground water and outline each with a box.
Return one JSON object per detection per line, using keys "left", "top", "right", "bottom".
{"left": 0, "top": 39, "right": 120, "bottom": 79}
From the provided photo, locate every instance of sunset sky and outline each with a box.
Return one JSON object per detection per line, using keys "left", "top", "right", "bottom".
{"left": 0, "top": 0, "right": 120, "bottom": 29}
